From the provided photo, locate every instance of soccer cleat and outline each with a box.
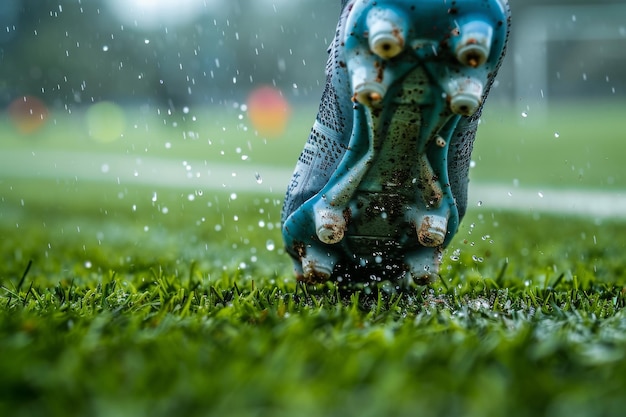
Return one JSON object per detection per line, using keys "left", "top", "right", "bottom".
{"left": 281, "top": 0, "right": 510, "bottom": 286}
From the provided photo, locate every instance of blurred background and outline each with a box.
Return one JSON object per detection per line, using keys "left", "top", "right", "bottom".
{"left": 1, "top": 0, "right": 625, "bottom": 201}
{"left": 1, "top": 1, "right": 624, "bottom": 107}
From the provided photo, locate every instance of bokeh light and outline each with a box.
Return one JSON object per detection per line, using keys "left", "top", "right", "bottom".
{"left": 8, "top": 95, "right": 49, "bottom": 134}
{"left": 85, "top": 101, "right": 126, "bottom": 143}
{"left": 108, "top": 0, "right": 217, "bottom": 29}
{"left": 246, "top": 86, "right": 291, "bottom": 139}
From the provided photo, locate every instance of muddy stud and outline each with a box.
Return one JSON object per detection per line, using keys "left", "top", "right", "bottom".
{"left": 417, "top": 214, "right": 448, "bottom": 247}
{"left": 314, "top": 208, "right": 347, "bottom": 244}
{"left": 366, "top": 7, "right": 407, "bottom": 59}
{"left": 300, "top": 247, "right": 337, "bottom": 282}
{"left": 302, "top": 258, "right": 333, "bottom": 282}
{"left": 453, "top": 20, "right": 494, "bottom": 68}
{"left": 446, "top": 77, "right": 484, "bottom": 116}
{"left": 353, "top": 82, "right": 387, "bottom": 107}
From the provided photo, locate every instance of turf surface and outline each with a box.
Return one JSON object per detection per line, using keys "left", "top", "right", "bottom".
{"left": 2, "top": 100, "right": 626, "bottom": 189}
{"left": 1, "top": 177, "right": 626, "bottom": 417}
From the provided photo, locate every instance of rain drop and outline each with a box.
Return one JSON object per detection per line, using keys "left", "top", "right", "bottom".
{"left": 266, "top": 240, "right": 276, "bottom": 251}
{"left": 255, "top": 172, "right": 263, "bottom": 184}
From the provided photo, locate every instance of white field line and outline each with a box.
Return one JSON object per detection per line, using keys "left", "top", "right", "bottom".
{"left": 3, "top": 149, "right": 626, "bottom": 219}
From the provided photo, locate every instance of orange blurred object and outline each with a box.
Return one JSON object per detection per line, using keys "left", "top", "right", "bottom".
{"left": 246, "top": 86, "right": 291, "bottom": 138}
{"left": 8, "top": 96, "right": 49, "bottom": 134}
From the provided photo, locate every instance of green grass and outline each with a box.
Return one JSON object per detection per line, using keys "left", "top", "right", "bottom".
{"left": 1, "top": 177, "right": 626, "bottom": 417}
{"left": 2, "top": 100, "right": 626, "bottom": 189}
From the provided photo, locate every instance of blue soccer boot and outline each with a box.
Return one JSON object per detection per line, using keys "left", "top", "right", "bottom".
{"left": 281, "top": 0, "right": 510, "bottom": 286}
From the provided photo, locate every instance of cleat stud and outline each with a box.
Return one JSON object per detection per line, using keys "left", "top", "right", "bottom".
{"left": 453, "top": 21, "right": 494, "bottom": 68}
{"left": 456, "top": 43, "right": 490, "bottom": 68}
{"left": 405, "top": 249, "right": 443, "bottom": 285}
{"left": 417, "top": 215, "right": 447, "bottom": 247}
{"left": 302, "top": 260, "right": 333, "bottom": 283}
{"left": 317, "top": 224, "right": 345, "bottom": 244}
{"left": 446, "top": 77, "right": 484, "bottom": 116}
{"left": 300, "top": 247, "right": 337, "bottom": 283}
{"left": 450, "top": 93, "right": 481, "bottom": 116}
{"left": 369, "top": 32, "right": 404, "bottom": 59}
{"left": 366, "top": 8, "right": 407, "bottom": 59}
{"left": 353, "top": 82, "right": 386, "bottom": 107}
{"left": 315, "top": 208, "right": 347, "bottom": 244}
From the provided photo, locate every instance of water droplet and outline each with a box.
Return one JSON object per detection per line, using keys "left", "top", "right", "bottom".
{"left": 554, "top": 132, "right": 560, "bottom": 138}
{"left": 187, "top": 194, "right": 195, "bottom": 201}
{"left": 477, "top": 200, "right": 483, "bottom": 207}
{"left": 102, "top": 45, "right": 109, "bottom": 52}
{"left": 144, "top": 226, "right": 150, "bottom": 232}
{"left": 230, "top": 193, "right": 237, "bottom": 200}
{"left": 101, "top": 164, "right": 110, "bottom": 173}
{"left": 151, "top": 192, "right": 158, "bottom": 202}
{"left": 255, "top": 172, "right": 263, "bottom": 184}
{"left": 538, "top": 191, "right": 544, "bottom": 198}
{"left": 521, "top": 111, "right": 528, "bottom": 118}
{"left": 162, "top": 207, "right": 169, "bottom": 214}
{"left": 266, "top": 240, "right": 275, "bottom": 251}
{"left": 84, "top": 261, "right": 92, "bottom": 269}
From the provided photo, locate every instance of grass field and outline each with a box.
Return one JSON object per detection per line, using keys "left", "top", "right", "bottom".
{"left": 2, "top": 99, "right": 626, "bottom": 189}
{"left": 1, "top": 102, "right": 626, "bottom": 416}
